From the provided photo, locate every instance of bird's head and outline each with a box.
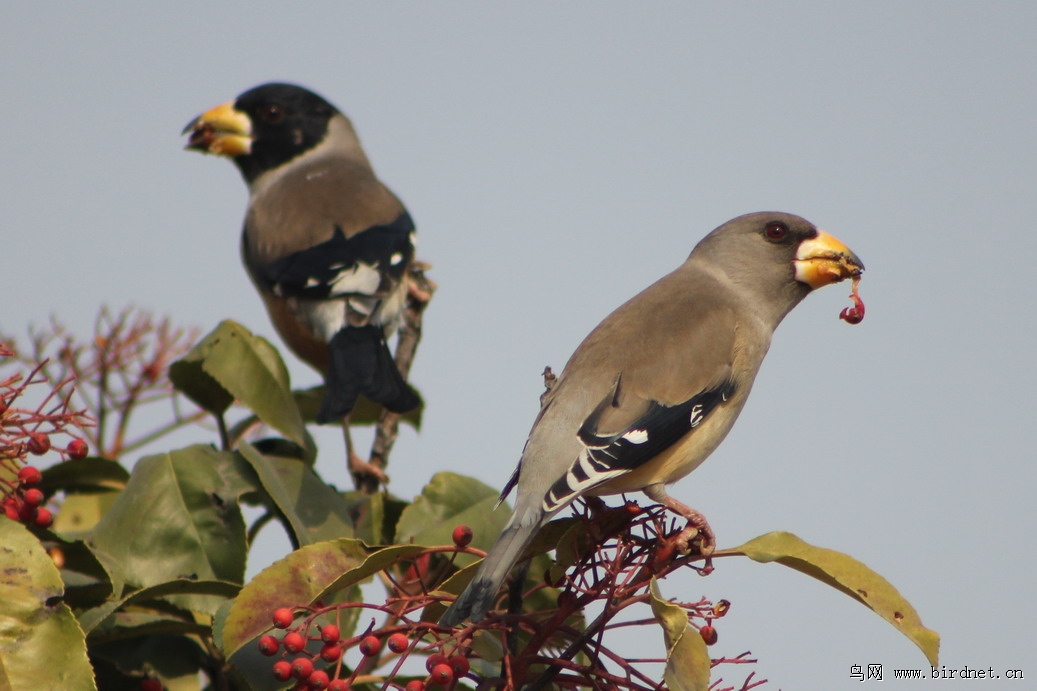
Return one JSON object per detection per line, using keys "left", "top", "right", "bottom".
{"left": 690, "top": 211, "right": 864, "bottom": 326}
{"left": 183, "top": 82, "right": 344, "bottom": 184}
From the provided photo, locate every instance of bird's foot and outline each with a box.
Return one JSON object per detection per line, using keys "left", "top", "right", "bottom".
{"left": 349, "top": 452, "right": 389, "bottom": 488}
{"left": 406, "top": 263, "right": 436, "bottom": 304}
{"left": 673, "top": 514, "right": 716, "bottom": 556}
{"left": 642, "top": 484, "right": 716, "bottom": 556}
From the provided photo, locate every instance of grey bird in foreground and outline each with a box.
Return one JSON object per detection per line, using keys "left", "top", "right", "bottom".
{"left": 183, "top": 83, "right": 421, "bottom": 483}
{"left": 440, "top": 211, "right": 864, "bottom": 626}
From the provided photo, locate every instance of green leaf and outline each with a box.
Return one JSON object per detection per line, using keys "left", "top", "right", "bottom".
{"left": 40, "top": 457, "right": 129, "bottom": 494}
{"left": 79, "top": 578, "right": 240, "bottom": 635}
{"left": 90, "top": 634, "right": 206, "bottom": 685}
{"left": 40, "top": 459, "right": 129, "bottom": 535}
{"left": 0, "top": 519, "right": 97, "bottom": 691}
{"left": 88, "top": 445, "right": 249, "bottom": 612}
{"left": 295, "top": 385, "right": 424, "bottom": 430}
{"left": 236, "top": 441, "right": 357, "bottom": 545}
{"left": 44, "top": 536, "right": 123, "bottom": 608}
{"left": 649, "top": 579, "right": 711, "bottom": 691}
{"left": 318, "top": 542, "right": 431, "bottom": 602}
{"left": 168, "top": 342, "right": 233, "bottom": 417}
{"left": 170, "top": 320, "right": 307, "bottom": 446}
{"left": 395, "top": 472, "right": 511, "bottom": 567}
{"left": 548, "top": 517, "right": 595, "bottom": 584}
{"left": 352, "top": 490, "right": 406, "bottom": 545}
{"left": 730, "top": 531, "right": 940, "bottom": 666}
{"left": 53, "top": 492, "right": 120, "bottom": 534}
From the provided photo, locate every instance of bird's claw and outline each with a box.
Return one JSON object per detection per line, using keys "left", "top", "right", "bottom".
{"left": 406, "top": 264, "right": 436, "bottom": 305}
{"left": 349, "top": 452, "right": 389, "bottom": 486}
{"left": 674, "top": 520, "right": 716, "bottom": 556}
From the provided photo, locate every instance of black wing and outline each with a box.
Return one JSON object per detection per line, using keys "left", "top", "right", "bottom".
{"left": 251, "top": 211, "right": 415, "bottom": 299}
{"left": 543, "top": 378, "right": 737, "bottom": 512}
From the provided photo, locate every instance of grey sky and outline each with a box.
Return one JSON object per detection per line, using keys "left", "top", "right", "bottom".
{"left": 4, "top": 2, "right": 1034, "bottom": 687}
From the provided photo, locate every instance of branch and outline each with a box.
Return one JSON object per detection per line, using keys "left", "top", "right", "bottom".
{"left": 361, "top": 262, "right": 435, "bottom": 493}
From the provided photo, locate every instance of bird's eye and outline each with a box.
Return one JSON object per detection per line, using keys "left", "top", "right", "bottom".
{"left": 763, "top": 222, "right": 789, "bottom": 242}
{"left": 258, "top": 104, "right": 284, "bottom": 123}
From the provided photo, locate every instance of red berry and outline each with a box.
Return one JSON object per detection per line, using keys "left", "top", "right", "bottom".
{"left": 840, "top": 280, "right": 866, "bottom": 325}
{"left": 272, "top": 660, "right": 293, "bottom": 681}
{"left": 405, "top": 682, "right": 425, "bottom": 691}
{"left": 290, "top": 657, "right": 314, "bottom": 680}
{"left": 258, "top": 634, "right": 280, "bottom": 656}
{"left": 26, "top": 433, "right": 50, "bottom": 455}
{"left": 328, "top": 681, "right": 350, "bottom": 691}
{"left": 66, "top": 438, "right": 89, "bottom": 460}
{"left": 34, "top": 508, "right": 53, "bottom": 528}
{"left": 23, "top": 488, "right": 44, "bottom": 507}
{"left": 18, "top": 503, "right": 37, "bottom": 523}
{"left": 425, "top": 653, "right": 448, "bottom": 673}
{"left": 18, "top": 466, "right": 42, "bottom": 486}
{"left": 451, "top": 524, "right": 473, "bottom": 548}
{"left": 272, "top": 607, "right": 294, "bottom": 628}
{"left": 358, "top": 635, "right": 381, "bottom": 657}
{"left": 387, "top": 632, "right": 409, "bottom": 653}
{"left": 448, "top": 654, "right": 470, "bottom": 677}
{"left": 306, "top": 670, "right": 329, "bottom": 689}
{"left": 140, "top": 678, "right": 163, "bottom": 691}
{"left": 283, "top": 631, "right": 306, "bottom": 653}
{"left": 699, "top": 624, "right": 718, "bottom": 645}
{"left": 320, "top": 624, "right": 340, "bottom": 643}
{"left": 4, "top": 502, "right": 19, "bottom": 521}
{"left": 429, "top": 663, "right": 454, "bottom": 685}
{"left": 319, "top": 643, "right": 342, "bottom": 663}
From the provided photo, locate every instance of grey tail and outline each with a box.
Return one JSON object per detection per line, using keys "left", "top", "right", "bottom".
{"left": 315, "top": 324, "right": 421, "bottom": 423}
{"left": 439, "top": 519, "right": 541, "bottom": 627}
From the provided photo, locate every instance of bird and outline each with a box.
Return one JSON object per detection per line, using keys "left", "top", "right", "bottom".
{"left": 182, "top": 82, "right": 422, "bottom": 485}
{"left": 439, "top": 211, "right": 864, "bottom": 626}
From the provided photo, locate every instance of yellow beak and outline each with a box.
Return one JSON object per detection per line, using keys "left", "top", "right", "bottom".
{"left": 182, "top": 101, "right": 253, "bottom": 157}
{"left": 793, "top": 230, "right": 865, "bottom": 289}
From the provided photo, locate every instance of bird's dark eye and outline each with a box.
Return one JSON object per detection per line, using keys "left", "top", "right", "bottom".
{"left": 763, "top": 222, "right": 789, "bottom": 242}
{"left": 258, "top": 104, "right": 284, "bottom": 123}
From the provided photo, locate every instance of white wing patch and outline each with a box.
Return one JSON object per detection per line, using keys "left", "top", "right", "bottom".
{"left": 542, "top": 447, "right": 627, "bottom": 513}
{"left": 328, "top": 262, "right": 382, "bottom": 297}
{"left": 689, "top": 404, "right": 704, "bottom": 428}
{"left": 621, "top": 428, "right": 649, "bottom": 444}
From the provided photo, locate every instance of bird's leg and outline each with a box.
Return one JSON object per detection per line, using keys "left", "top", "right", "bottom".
{"left": 642, "top": 483, "right": 716, "bottom": 555}
{"left": 366, "top": 261, "right": 435, "bottom": 490}
{"left": 405, "top": 262, "right": 436, "bottom": 304}
{"left": 342, "top": 414, "right": 388, "bottom": 492}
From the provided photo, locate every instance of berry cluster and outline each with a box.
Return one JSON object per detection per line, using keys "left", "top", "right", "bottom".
{"left": 2, "top": 343, "right": 93, "bottom": 530}
{"left": 1, "top": 435, "right": 89, "bottom": 527}
{"left": 3, "top": 464, "right": 53, "bottom": 527}
{"left": 250, "top": 525, "right": 482, "bottom": 689}
{"left": 241, "top": 510, "right": 756, "bottom": 689}
{"left": 258, "top": 604, "right": 472, "bottom": 690}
